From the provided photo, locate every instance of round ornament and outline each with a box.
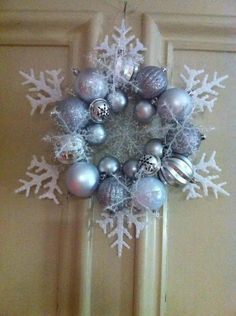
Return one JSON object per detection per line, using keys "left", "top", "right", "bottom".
{"left": 66, "top": 162, "right": 100, "bottom": 198}
{"left": 165, "top": 122, "right": 203, "bottom": 156}
{"left": 74, "top": 68, "right": 108, "bottom": 103}
{"left": 107, "top": 90, "right": 128, "bottom": 113}
{"left": 156, "top": 88, "right": 194, "bottom": 123}
{"left": 132, "top": 177, "right": 167, "bottom": 211}
{"left": 115, "top": 56, "right": 138, "bottom": 81}
{"left": 122, "top": 159, "right": 139, "bottom": 179}
{"left": 89, "top": 98, "right": 110, "bottom": 123}
{"left": 159, "top": 154, "right": 194, "bottom": 186}
{"left": 97, "top": 177, "right": 130, "bottom": 211}
{"left": 138, "top": 154, "right": 161, "bottom": 175}
{"left": 52, "top": 97, "right": 89, "bottom": 133}
{"left": 98, "top": 155, "right": 120, "bottom": 178}
{"left": 134, "top": 100, "right": 156, "bottom": 124}
{"left": 136, "top": 66, "right": 168, "bottom": 99}
{"left": 86, "top": 123, "right": 107, "bottom": 145}
{"left": 144, "top": 139, "right": 164, "bottom": 158}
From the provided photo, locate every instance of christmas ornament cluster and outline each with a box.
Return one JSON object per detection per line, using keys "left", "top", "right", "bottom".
{"left": 16, "top": 19, "right": 229, "bottom": 256}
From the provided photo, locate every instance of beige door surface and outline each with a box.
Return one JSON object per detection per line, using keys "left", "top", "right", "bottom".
{"left": 0, "top": 1, "right": 236, "bottom": 316}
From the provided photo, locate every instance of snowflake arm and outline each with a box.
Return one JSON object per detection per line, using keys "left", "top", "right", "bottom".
{"left": 20, "top": 69, "right": 64, "bottom": 115}
{"left": 15, "top": 155, "right": 62, "bottom": 204}
{"left": 183, "top": 151, "right": 230, "bottom": 199}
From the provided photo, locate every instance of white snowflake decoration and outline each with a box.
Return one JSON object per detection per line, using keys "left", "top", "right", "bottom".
{"left": 183, "top": 151, "right": 230, "bottom": 199}
{"left": 180, "top": 65, "right": 228, "bottom": 112}
{"left": 15, "top": 155, "right": 62, "bottom": 204}
{"left": 20, "top": 69, "right": 64, "bottom": 115}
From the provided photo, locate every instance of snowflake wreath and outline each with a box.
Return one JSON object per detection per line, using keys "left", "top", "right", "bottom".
{"left": 16, "top": 19, "right": 229, "bottom": 256}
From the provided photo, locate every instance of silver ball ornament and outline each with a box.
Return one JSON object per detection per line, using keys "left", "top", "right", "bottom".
{"left": 138, "top": 154, "right": 161, "bottom": 175}
{"left": 144, "top": 139, "right": 164, "bottom": 158}
{"left": 97, "top": 177, "right": 130, "bottom": 211}
{"left": 89, "top": 98, "right": 110, "bottom": 123}
{"left": 136, "top": 66, "right": 168, "bottom": 99}
{"left": 134, "top": 100, "right": 156, "bottom": 124}
{"left": 122, "top": 159, "right": 138, "bottom": 179}
{"left": 156, "top": 88, "right": 194, "bottom": 123}
{"left": 52, "top": 97, "right": 89, "bottom": 133}
{"left": 66, "top": 162, "right": 100, "bottom": 198}
{"left": 132, "top": 177, "right": 167, "bottom": 211}
{"left": 98, "top": 156, "right": 120, "bottom": 178}
{"left": 107, "top": 90, "right": 128, "bottom": 113}
{"left": 86, "top": 124, "right": 107, "bottom": 145}
{"left": 74, "top": 68, "right": 108, "bottom": 103}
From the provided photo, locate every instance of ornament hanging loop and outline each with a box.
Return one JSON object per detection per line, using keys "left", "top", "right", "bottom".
{"left": 123, "top": 0, "right": 128, "bottom": 19}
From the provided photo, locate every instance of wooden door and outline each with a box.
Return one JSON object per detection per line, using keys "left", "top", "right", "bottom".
{"left": 0, "top": 1, "right": 236, "bottom": 316}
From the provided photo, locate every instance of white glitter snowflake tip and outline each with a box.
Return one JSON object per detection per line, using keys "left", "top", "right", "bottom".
{"left": 180, "top": 65, "right": 228, "bottom": 112}
{"left": 183, "top": 151, "right": 230, "bottom": 199}
{"left": 20, "top": 69, "right": 64, "bottom": 115}
{"left": 15, "top": 155, "right": 62, "bottom": 204}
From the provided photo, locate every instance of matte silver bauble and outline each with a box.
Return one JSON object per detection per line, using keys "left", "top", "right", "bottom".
{"left": 97, "top": 177, "right": 130, "bottom": 211}
{"left": 66, "top": 162, "right": 100, "bottom": 198}
{"left": 165, "top": 123, "right": 203, "bottom": 156}
{"left": 132, "top": 177, "right": 167, "bottom": 211}
{"left": 138, "top": 154, "right": 161, "bottom": 175}
{"left": 159, "top": 154, "right": 194, "bottom": 186}
{"left": 156, "top": 88, "right": 194, "bottom": 123}
{"left": 89, "top": 98, "right": 110, "bottom": 123}
{"left": 134, "top": 100, "right": 156, "bottom": 124}
{"left": 144, "top": 139, "right": 164, "bottom": 158}
{"left": 98, "top": 155, "right": 120, "bottom": 178}
{"left": 74, "top": 68, "right": 109, "bottom": 103}
{"left": 107, "top": 90, "right": 128, "bottom": 113}
{"left": 86, "top": 124, "right": 107, "bottom": 145}
{"left": 122, "top": 159, "right": 139, "bottom": 179}
{"left": 136, "top": 66, "right": 168, "bottom": 99}
{"left": 52, "top": 97, "right": 89, "bottom": 133}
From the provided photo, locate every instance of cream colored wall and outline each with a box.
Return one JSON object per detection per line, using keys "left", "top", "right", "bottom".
{"left": 0, "top": 1, "right": 235, "bottom": 316}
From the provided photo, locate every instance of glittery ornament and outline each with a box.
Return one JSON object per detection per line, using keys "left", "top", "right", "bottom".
{"left": 107, "top": 90, "right": 128, "bottom": 113}
{"left": 138, "top": 154, "right": 161, "bottom": 175}
{"left": 159, "top": 154, "right": 194, "bottom": 186}
{"left": 166, "top": 122, "right": 203, "bottom": 156}
{"left": 52, "top": 97, "right": 89, "bottom": 133}
{"left": 114, "top": 56, "right": 138, "bottom": 81}
{"left": 122, "top": 159, "right": 138, "bottom": 179}
{"left": 98, "top": 155, "right": 120, "bottom": 178}
{"left": 74, "top": 68, "right": 108, "bottom": 103}
{"left": 134, "top": 100, "right": 156, "bottom": 124}
{"left": 97, "top": 177, "right": 130, "bottom": 211}
{"left": 86, "top": 123, "right": 107, "bottom": 145}
{"left": 136, "top": 66, "right": 168, "bottom": 99}
{"left": 144, "top": 139, "right": 164, "bottom": 158}
{"left": 89, "top": 98, "right": 110, "bottom": 123}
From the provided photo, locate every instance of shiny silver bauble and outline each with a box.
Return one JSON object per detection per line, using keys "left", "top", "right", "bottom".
{"left": 134, "top": 100, "right": 156, "bottom": 124}
{"left": 156, "top": 88, "right": 194, "bottom": 123}
{"left": 138, "top": 154, "right": 161, "bottom": 175}
{"left": 86, "top": 123, "right": 107, "bottom": 145}
{"left": 107, "top": 90, "right": 128, "bottom": 113}
{"left": 122, "top": 159, "right": 139, "bottom": 179}
{"left": 136, "top": 66, "right": 168, "bottom": 99}
{"left": 144, "top": 139, "right": 164, "bottom": 158}
{"left": 159, "top": 154, "right": 194, "bottom": 186}
{"left": 115, "top": 56, "right": 138, "bottom": 81}
{"left": 89, "top": 98, "right": 110, "bottom": 123}
{"left": 74, "top": 68, "right": 108, "bottom": 103}
{"left": 98, "top": 155, "right": 120, "bottom": 178}
{"left": 66, "top": 162, "right": 100, "bottom": 198}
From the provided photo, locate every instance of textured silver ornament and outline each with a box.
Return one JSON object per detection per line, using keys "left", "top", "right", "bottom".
{"left": 144, "top": 139, "right": 164, "bottom": 158}
{"left": 52, "top": 97, "right": 89, "bottom": 133}
{"left": 122, "top": 159, "right": 138, "bottom": 179}
{"left": 66, "top": 162, "right": 100, "bottom": 198}
{"left": 107, "top": 90, "right": 128, "bottom": 113}
{"left": 74, "top": 68, "right": 108, "bottom": 103}
{"left": 134, "top": 100, "right": 156, "bottom": 124}
{"left": 166, "top": 122, "right": 203, "bottom": 156}
{"left": 89, "top": 98, "right": 110, "bottom": 123}
{"left": 97, "top": 177, "right": 130, "bottom": 211}
{"left": 138, "top": 154, "right": 161, "bottom": 175}
{"left": 98, "top": 155, "right": 120, "bottom": 178}
{"left": 156, "top": 88, "right": 194, "bottom": 123}
{"left": 136, "top": 66, "right": 168, "bottom": 99}
{"left": 86, "top": 123, "right": 107, "bottom": 145}
{"left": 159, "top": 154, "right": 194, "bottom": 186}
